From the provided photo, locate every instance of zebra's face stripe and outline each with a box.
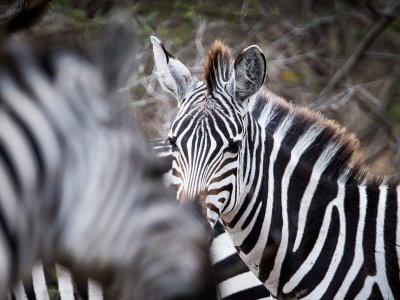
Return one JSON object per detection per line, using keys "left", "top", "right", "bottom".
{"left": 169, "top": 83, "right": 246, "bottom": 226}
{"left": 152, "top": 37, "right": 266, "bottom": 227}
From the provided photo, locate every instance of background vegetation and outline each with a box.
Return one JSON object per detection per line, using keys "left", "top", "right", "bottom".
{"left": 3, "top": 0, "right": 400, "bottom": 175}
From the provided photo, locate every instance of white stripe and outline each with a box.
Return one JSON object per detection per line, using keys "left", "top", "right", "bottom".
{"left": 268, "top": 126, "right": 322, "bottom": 290}
{"left": 1, "top": 74, "right": 61, "bottom": 179}
{"left": 256, "top": 99, "right": 276, "bottom": 128}
{"left": 13, "top": 281, "right": 28, "bottom": 300}
{"left": 260, "top": 115, "right": 293, "bottom": 294}
{"left": 0, "top": 110, "right": 37, "bottom": 197}
{"left": 56, "top": 264, "right": 75, "bottom": 300}
{"left": 0, "top": 159, "right": 23, "bottom": 250}
{"left": 88, "top": 279, "right": 103, "bottom": 300}
{"left": 374, "top": 185, "right": 393, "bottom": 298}
{"left": 32, "top": 262, "right": 50, "bottom": 300}
{"left": 210, "top": 232, "right": 237, "bottom": 263}
{"left": 354, "top": 276, "right": 375, "bottom": 300}
{"left": 335, "top": 184, "right": 367, "bottom": 298}
{"left": 218, "top": 271, "right": 266, "bottom": 298}
{"left": 293, "top": 142, "right": 339, "bottom": 251}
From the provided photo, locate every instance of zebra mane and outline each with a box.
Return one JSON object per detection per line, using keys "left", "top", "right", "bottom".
{"left": 253, "top": 89, "right": 400, "bottom": 186}
{"left": 204, "top": 40, "right": 233, "bottom": 92}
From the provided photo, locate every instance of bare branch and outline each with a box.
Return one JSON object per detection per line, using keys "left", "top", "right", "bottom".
{"left": 316, "top": 2, "right": 400, "bottom": 98}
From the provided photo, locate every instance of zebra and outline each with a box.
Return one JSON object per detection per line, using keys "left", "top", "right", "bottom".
{"left": 0, "top": 14, "right": 215, "bottom": 299}
{"left": 152, "top": 138, "right": 272, "bottom": 300}
{"left": 12, "top": 139, "right": 271, "bottom": 300}
{"left": 151, "top": 36, "right": 400, "bottom": 299}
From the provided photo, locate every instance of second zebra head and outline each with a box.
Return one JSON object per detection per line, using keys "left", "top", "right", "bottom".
{"left": 151, "top": 37, "right": 266, "bottom": 226}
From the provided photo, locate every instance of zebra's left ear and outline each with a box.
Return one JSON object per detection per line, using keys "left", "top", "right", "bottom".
{"left": 151, "top": 36, "right": 195, "bottom": 103}
{"left": 233, "top": 45, "right": 266, "bottom": 101}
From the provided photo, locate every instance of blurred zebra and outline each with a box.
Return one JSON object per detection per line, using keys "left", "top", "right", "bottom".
{"left": 0, "top": 14, "right": 215, "bottom": 300}
{"left": 11, "top": 139, "right": 269, "bottom": 300}
{"left": 151, "top": 36, "right": 400, "bottom": 299}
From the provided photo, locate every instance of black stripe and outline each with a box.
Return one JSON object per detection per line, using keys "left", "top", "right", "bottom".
{"left": 0, "top": 142, "right": 21, "bottom": 196}
{"left": 21, "top": 275, "right": 36, "bottom": 300}
{"left": 213, "top": 254, "right": 249, "bottom": 284}
{"left": 72, "top": 272, "right": 89, "bottom": 299}
{"left": 344, "top": 267, "right": 367, "bottom": 298}
{"left": 385, "top": 185, "right": 399, "bottom": 297}
{"left": 43, "top": 262, "right": 59, "bottom": 298}
{"left": 324, "top": 184, "right": 359, "bottom": 297}
{"left": 240, "top": 198, "right": 266, "bottom": 254}
{"left": 285, "top": 206, "right": 340, "bottom": 298}
{"left": 228, "top": 135, "right": 266, "bottom": 228}
{"left": 363, "top": 185, "right": 379, "bottom": 276}
{"left": 214, "top": 222, "right": 225, "bottom": 237}
{"left": 3, "top": 102, "right": 45, "bottom": 188}
{"left": 223, "top": 285, "right": 270, "bottom": 300}
{"left": 370, "top": 282, "right": 384, "bottom": 299}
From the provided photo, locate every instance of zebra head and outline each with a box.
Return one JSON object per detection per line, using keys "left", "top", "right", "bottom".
{"left": 151, "top": 37, "right": 266, "bottom": 226}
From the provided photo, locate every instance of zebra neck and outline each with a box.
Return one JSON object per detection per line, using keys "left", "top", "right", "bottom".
{"left": 219, "top": 94, "right": 400, "bottom": 297}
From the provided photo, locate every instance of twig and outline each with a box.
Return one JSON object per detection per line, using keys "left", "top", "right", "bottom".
{"left": 317, "top": 2, "right": 400, "bottom": 98}
{"left": 269, "top": 48, "right": 323, "bottom": 66}
{"left": 365, "top": 51, "right": 400, "bottom": 62}
{"left": 266, "top": 15, "right": 337, "bottom": 51}
{"left": 312, "top": 80, "right": 382, "bottom": 111}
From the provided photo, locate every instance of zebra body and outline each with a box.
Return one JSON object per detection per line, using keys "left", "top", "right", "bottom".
{"left": 10, "top": 262, "right": 102, "bottom": 300}
{"left": 0, "top": 16, "right": 215, "bottom": 299}
{"left": 151, "top": 36, "right": 400, "bottom": 299}
{"left": 13, "top": 139, "right": 270, "bottom": 300}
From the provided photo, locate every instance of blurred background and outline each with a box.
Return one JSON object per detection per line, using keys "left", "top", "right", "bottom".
{"left": 2, "top": 0, "right": 400, "bottom": 174}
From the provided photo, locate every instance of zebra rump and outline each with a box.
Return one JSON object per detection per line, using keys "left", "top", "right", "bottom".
{"left": 1, "top": 12, "right": 215, "bottom": 300}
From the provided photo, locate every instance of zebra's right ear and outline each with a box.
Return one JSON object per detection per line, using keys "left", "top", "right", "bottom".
{"left": 234, "top": 45, "right": 266, "bottom": 101}
{"left": 151, "top": 36, "right": 195, "bottom": 103}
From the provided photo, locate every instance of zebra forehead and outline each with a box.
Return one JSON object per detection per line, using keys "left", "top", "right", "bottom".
{"left": 203, "top": 40, "right": 234, "bottom": 92}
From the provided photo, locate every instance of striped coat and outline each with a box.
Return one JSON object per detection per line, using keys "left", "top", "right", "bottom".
{"left": 0, "top": 17, "right": 214, "bottom": 299}
{"left": 151, "top": 36, "right": 400, "bottom": 299}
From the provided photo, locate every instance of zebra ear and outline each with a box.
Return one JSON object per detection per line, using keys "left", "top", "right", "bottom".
{"left": 234, "top": 45, "right": 266, "bottom": 101}
{"left": 151, "top": 36, "right": 195, "bottom": 102}
{"left": 97, "top": 10, "right": 136, "bottom": 91}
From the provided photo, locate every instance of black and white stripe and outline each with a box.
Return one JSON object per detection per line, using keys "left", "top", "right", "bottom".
{"left": 10, "top": 262, "right": 102, "bottom": 300}
{"left": 151, "top": 138, "right": 271, "bottom": 300}
{"left": 12, "top": 139, "right": 269, "bottom": 300}
{"left": 0, "top": 18, "right": 215, "bottom": 299}
{"left": 152, "top": 36, "right": 400, "bottom": 299}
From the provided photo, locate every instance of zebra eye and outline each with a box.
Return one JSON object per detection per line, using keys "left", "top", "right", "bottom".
{"left": 226, "top": 140, "right": 241, "bottom": 153}
{"left": 167, "top": 137, "right": 178, "bottom": 150}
